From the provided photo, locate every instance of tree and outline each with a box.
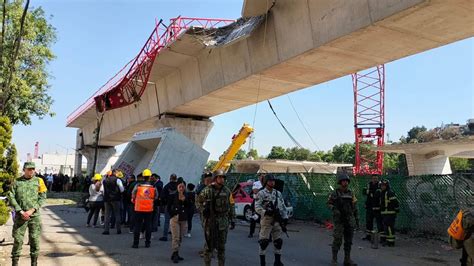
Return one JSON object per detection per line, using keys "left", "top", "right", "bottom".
{"left": 404, "top": 126, "right": 427, "bottom": 143}
{"left": 267, "top": 146, "right": 287, "bottom": 160}
{"left": 234, "top": 149, "right": 247, "bottom": 160}
{"left": 286, "top": 147, "right": 311, "bottom": 161}
{"left": 332, "top": 143, "right": 355, "bottom": 164}
{"left": 205, "top": 160, "right": 217, "bottom": 171}
{"left": 0, "top": 1, "right": 56, "bottom": 125}
{"left": 4, "top": 143, "right": 18, "bottom": 176}
{"left": 309, "top": 151, "right": 323, "bottom": 162}
{"left": 383, "top": 153, "right": 400, "bottom": 175}
{"left": 450, "top": 158, "right": 471, "bottom": 172}
{"left": 246, "top": 148, "right": 258, "bottom": 159}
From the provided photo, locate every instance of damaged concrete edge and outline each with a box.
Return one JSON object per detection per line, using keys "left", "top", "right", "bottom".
{"left": 241, "top": 0, "right": 276, "bottom": 18}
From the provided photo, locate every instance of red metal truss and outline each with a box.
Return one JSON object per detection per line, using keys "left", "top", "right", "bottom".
{"left": 66, "top": 17, "right": 234, "bottom": 125}
{"left": 352, "top": 65, "right": 385, "bottom": 175}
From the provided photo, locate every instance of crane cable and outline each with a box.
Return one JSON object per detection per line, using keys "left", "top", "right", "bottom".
{"left": 266, "top": 100, "right": 304, "bottom": 149}
{"left": 287, "top": 95, "right": 321, "bottom": 151}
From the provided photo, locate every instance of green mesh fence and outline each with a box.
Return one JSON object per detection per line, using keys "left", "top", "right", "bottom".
{"left": 226, "top": 173, "right": 474, "bottom": 236}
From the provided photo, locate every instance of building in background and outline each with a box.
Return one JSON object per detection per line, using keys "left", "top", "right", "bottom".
{"left": 28, "top": 153, "right": 119, "bottom": 176}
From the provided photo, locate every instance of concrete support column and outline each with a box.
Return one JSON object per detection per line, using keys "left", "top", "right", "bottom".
{"left": 80, "top": 146, "right": 116, "bottom": 176}
{"left": 74, "top": 129, "right": 84, "bottom": 177}
{"left": 154, "top": 115, "right": 214, "bottom": 147}
{"left": 405, "top": 153, "right": 452, "bottom": 176}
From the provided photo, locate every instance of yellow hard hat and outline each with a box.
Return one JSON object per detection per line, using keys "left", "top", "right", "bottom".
{"left": 106, "top": 170, "right": 113, "bottom": 176}
{"left": 142, "top": 169, "right": 152, "bottom": 177}
{"left": 92, "top": 173, "right": 102, "bottom": 181}
{"left": 115, "top": 170, "right": 124, "bottom": 179}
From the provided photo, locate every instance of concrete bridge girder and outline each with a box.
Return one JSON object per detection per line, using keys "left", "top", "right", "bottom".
{"left": 69, "top": 0, "right": 473, "bottom": 152}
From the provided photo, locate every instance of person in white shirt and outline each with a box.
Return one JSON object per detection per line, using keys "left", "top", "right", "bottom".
{"left": 87, "top": 174, "right": 104, "bottom": 227}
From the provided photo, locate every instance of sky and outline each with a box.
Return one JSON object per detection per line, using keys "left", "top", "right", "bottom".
{"left": 11, "top": 0, "right": 474, "bottom": 162}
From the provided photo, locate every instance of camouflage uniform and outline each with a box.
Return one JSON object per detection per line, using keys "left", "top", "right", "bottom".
{"left": 327, "top": 176, "right": 358, "bottom": 266}
{"left": 196, "top": 183, "right": 235, "bottom": 266}
{"left": 8, "top": 163, "right": 47, "bottom": 266}
{"left": 255, "top": 186, "right": 288, "bottom": 266}
{"left": 449, "top": 208, "right": 474, "bottom": 266}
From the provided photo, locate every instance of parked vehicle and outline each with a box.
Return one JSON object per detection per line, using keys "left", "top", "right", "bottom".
{"left": 232, "top": 181, "right": 293, "bottom": 221}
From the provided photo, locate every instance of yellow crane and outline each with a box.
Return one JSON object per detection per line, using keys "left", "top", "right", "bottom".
{"left": 212, "top": 123, "right": 254, "bottom": 173}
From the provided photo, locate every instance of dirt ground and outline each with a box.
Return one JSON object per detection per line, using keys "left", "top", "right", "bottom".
{"left": 0, "top": 193, "right": 462, "bottom": 266}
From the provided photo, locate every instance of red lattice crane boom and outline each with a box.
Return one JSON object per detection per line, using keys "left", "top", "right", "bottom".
{"left": 352, "top": 65, "right": 385, "bottom": 175}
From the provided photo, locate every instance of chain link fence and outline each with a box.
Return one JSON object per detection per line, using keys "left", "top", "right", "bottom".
{"left": 226, "top": 172, "right": 474, "bottom": 237}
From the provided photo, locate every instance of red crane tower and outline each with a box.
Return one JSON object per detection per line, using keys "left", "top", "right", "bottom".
{"left": 352, "top": 65, "right": 385, "bottom": 175}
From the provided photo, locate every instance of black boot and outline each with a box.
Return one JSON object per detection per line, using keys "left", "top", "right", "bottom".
{"left": 274, "top": 254, "right": 284, "bottom": 266}
{"left": 177, "top": 252, "right": 184, "bottom": 261}
{"left": 331, "top": 250, "right": 338, "bottom": 266}
{"left": 260, "top": 255, "right": 266, "bottom": 266}
{"left": 344, "top": 250, "right": 357, "bottom": 266}
{"left": 171, "top": 251, "right": 179, "bottom": 263}
{"left": 31, "top": 256, "right": 38, "bottom": 266}
{"left": 12, "top": 257, "right": 19, "bottom": 266}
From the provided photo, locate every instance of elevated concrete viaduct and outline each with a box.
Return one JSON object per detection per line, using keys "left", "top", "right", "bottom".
{"left": 67, "top": 0, "right": 474, "bottom": 175}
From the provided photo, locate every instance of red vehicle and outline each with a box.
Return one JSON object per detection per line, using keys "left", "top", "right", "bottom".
{"left": 232, "top": 181, "right": 293, "bottom": 221}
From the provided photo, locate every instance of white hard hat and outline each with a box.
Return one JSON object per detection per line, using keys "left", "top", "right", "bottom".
{"left": 252, "top": 181, "right": 263, "bottom": 190}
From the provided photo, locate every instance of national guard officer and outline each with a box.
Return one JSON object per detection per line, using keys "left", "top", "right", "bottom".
{"left": 328, "top": 173, "right": 358, "bottom": 266}
{"left": 196, "top": 169, "right": 235, "bottom": 266}
{"left": 8, "top": 162, "right": 47, "bottom": 266}
{"left": 255, "top": 174, "right": 288, "bottom": 266}
{"left": 363, "top": 174, "right": 382, "bottom": 241}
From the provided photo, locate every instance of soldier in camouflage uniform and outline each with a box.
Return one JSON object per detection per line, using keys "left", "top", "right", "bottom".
{"left": 196, "top": 169, "right": 235, "bottom": 266}
{"left": 448, "top": 208, "right": 474, "bottom": 266}
{"left": 327, "top": 173, "right": 358, "bottom": 266}
{"left": 255, "top": 174, "right": 288, "bottom": 266}
{"left": 8, "top": 162, "right": 47, "bottom": 266}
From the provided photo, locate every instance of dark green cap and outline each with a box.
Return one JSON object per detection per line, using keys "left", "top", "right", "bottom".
{"left": 23, "top": 161, "right": 35, "bottom": 169}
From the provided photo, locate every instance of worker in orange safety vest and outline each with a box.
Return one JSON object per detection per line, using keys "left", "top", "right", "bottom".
{"left": 131, "top": 169, "right": 158, "bottom": 248}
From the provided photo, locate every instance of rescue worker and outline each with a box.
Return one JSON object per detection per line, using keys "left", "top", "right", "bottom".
{"left": 255, "top": 174, "right": 288, "bottom": 266}
{"left": 328, "top": 173, "right": 358, "bottom": 266}
{"left": 448, "top": 208, "right": 474, "bottom": 266}
{"left": 380, "top": 179, "right": 399, "bottom": 247}
{"left": 196, "top": 169, "right": 235, "bottom": 266}
{"left": 363, "top": 175, "right": 382, "bottom": 241}
{"left": 8, "top": 162, "right": 47, "bottom": 266}
{"left": 131, "top": 169, "right": 157, "bottom": 248}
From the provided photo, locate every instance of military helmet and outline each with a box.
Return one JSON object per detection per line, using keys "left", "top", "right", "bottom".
{"left": 263, "top": 173, "right": 277, "bottom": 186}
{"left": 23, "top": 161, "right": 35, "bottom": 169}
{"left": 142, "top": 168, "right": 152, "bottom": 177}
{"left": 213, "top": 169, "right": 226, "bottom": 178}
{"left": 380, "top": 179, "right": 390, "bottom": 189}
{"left": 337, "top": 173, "right": 350, "bottom": 184}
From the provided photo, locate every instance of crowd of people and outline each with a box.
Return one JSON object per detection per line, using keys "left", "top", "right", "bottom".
{"left": 35, "top": 173, "right": 80, "bottom": 192}
{"left": 4, "top": 162, "right": 474, "bottom": 266}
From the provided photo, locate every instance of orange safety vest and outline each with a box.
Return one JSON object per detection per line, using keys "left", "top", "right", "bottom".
{"left": 448, "top": 210, "right": 466, "bottom": 241}
{"left": 134, "top": 184, "right": 156, "bottom": 212}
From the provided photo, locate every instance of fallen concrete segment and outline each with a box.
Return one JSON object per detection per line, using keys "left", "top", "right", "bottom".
{"left": 114, "top": 128, "right": 209, "bottom": 184}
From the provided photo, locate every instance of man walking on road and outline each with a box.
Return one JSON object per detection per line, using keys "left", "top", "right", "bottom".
{"left": 196, "top": 169, "right": 235, "bottom": 266}
{"left": 8, "top": 162, "right": 47, "bottom": 266}
{"left": 328, "top": 173, "right": 358, "bottom": 266}
{"left": 380, "top": 179, "right": 399, "bottom": 247}
{"left": 255, "top": 174, "right": 288, "bottom": 266}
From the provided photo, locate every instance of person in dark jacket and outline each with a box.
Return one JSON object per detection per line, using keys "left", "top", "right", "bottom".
{"left": 185, "top": 183, "right": 196, "bottom": 238}
{"left": 363, "top": 175, "right": 382, "bottom": 241}
{"left": 159, "top": 173, "right": 178, "bottom": 241}
{"left": 152, "top": 173, "right": 163, "bottom": 231}
{"left": 102, "top": 170, "right": 124, "bottom": 235}
{"left": 380, "top": 179, "right": 400, "bottom": 246}
{"left": 168, "top": 182, "right": 189, "bottom": 263}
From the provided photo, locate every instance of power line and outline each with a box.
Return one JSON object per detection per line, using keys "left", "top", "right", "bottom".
{"left": 266, "top": 100, "right": 304, "bottom": 149}
{"left": 287, "top": 95, "right": 321, "bottom": 151}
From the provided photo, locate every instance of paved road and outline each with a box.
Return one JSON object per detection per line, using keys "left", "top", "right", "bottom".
{"left": 0, "top": 203, "right": 461, "bottom": 266}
